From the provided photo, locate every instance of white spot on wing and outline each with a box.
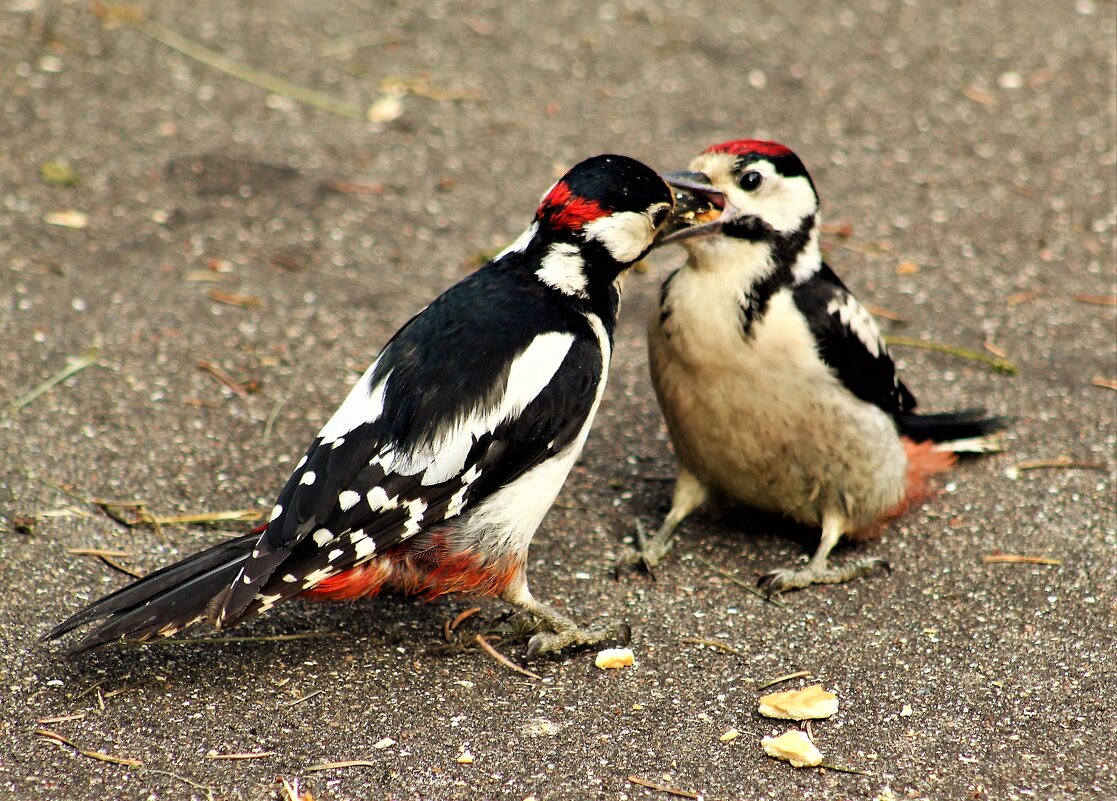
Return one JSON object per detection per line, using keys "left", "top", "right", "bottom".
{"left": 402, "top": 498, "right": 427, "bottom": 537}
{"left": 296, "top": 455, "right": 308, "bottom": 470}
{"left": 353, "top": 536, "right": 376, "bottom": 559}
{"left": 327, "top": 548, "right": 344, "bottom": 562}
{"left": 269, "top": 504, "right": 283, "bottom": 522}
{"left": 338, "top": 490, "right": 360, "bottom": 511}
{"left": 312, "top": 528, "right": 334, "bottom": 547}
{"left": 536, "top": 242, "right": 588, "bottom": 297}
{"left": 300, "top": 470, "right": 317, "bottom": 486}
{"left": 300, "top": 566, "right": 337, "bottom": 587}
{"left": 367, "top": 486, "right": 399, "bottom": 511}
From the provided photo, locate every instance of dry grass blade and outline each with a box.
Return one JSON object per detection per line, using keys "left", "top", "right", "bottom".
{"left": 864, "top": 303, "right": 905, "bottom": 322}
{"left": 204, "top": 751, "right": 275, "bottom": 760}
{"left": 679, "top": 637, "right": 741, "bottom": 655}
{"left": 982, "top": 554, "right": 1062, "bottom": 566}
{"left": 197, "top": 361, "right": 254, "bottom": 398}
{"left": 206, "top": 289, "right": 262, "bottom": 308}
{"left": 10, "top": 347, "right": 100, "bottom": 410}
{"left": 819, "top": 762, "right": 872, "bottom": 775}
{"left": 1073, "top": 293, "right": 1117, "bottom": 306}
{"left": 139, "top": 631, "right": 341, "bottom": 646}
{"left": 37, "top": 713, "right": 87, "bottom": 725}
{"left": 149, "top": 509, "right": 263, "bottom": 527}
{"left": 475, "top": 635, "right": 542, "bottom": 680}
{"left": 146, "top": 768, "right": 216, "bottom": 797}
{"left": 306, "top": 760, "right": 378, "bottom": 772}
{"left": 281, "top": 690, "right": 324, "bottom": 708}
{"left": 695, "top": 556, "right": 789, "bottom": 609}
{"left": 758, "top": 670, "right": 812, "bottom": 690}
{"left": 884, "top": 335, "right": 1018, "bottom": 375}
{"left": 67, "top": 548, "right": 132, "bottom": 558}
{"left": 450, "top": 607, "right": 482, "bottom": 632}
{"left": 100, "top": 554, "right": 144, "bottom": 578}
{"left": 1092, "top": 377, "right": 1117, "bottom": 391}
{"left": 90, "top": 3, "right": 366, "bottom": 120}
{"left": 626, "top": 775, "right": 700, "bottom": 799}
{"left": 36, "top": 729, "right": 143, "bottom": 767}
{"left": 1014, "top": 457, "right": 1108, "bottom": 472}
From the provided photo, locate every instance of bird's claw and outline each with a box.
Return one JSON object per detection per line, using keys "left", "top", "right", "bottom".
{"left": 758, "top": 556, "right": 890, "bottom": 596}
{"left": 525, "top": 621, "right": 631, "bottom": 659}
{"left": 613, "top": 519, "right": 667, "bottom": 579}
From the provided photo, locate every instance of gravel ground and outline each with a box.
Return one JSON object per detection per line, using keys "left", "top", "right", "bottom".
{"left": 1, "top": 1, "right": 1114, "bottom": 799}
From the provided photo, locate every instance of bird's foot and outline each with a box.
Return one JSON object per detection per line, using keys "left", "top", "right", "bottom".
{"left": 614, "top": 520, "right": 674, "bottom": 578}
{"left": 758, "top": 556, "right": 890, "bottom": 596}
{"left": 526, "top": 618, "right": 631, "bottom": 659}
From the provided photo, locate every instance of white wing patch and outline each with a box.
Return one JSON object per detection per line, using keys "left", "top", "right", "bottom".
{"left": 392, "top": 331, "right": 576, "bottom": 484}
{"left": 827, "top": 293, "right": 884, "bottom": 358}
{"left": 453, "top": 311, "right": 610, "bottom": 559}
{"left": 535, "top": 242, "right": 588, "bottom": 297}
{"left": 583, "top": 209, "right": 655, "bottom": 263}
{"left": 317, "top": 359, "right": 391, "bottom": 444}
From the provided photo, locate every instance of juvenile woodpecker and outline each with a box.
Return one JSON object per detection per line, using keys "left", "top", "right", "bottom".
{"left": 625, "top": 139, "right": 1005, "bottom": 593}
{"left": 50, "top": 154, "right": 674, "bottom": 656}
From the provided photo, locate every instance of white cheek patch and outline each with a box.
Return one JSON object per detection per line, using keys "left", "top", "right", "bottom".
{"left": 535, "top": 242, "right": 588, "bottom": 297}
{"left": 583, "top": 210, "right": 654, "bottom": 263}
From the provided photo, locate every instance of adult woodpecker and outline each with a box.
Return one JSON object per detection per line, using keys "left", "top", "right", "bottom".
{"left": 50, "top": 154, "right": 674, "bottom": 656}
{"left": 623, "top": 139, "right": 1005, "bottom": 593}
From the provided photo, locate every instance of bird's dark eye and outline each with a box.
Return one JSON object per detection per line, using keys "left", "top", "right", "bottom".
{"left": 651, "top": 206, "right": 670, "bottom": 228}
{"left": 738, "top": 170, "right": 763, "bottom": 192}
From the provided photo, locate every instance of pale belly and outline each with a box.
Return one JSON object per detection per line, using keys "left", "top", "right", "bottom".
{"left": 650, "top": 286, "right": 907, "bottom": 530}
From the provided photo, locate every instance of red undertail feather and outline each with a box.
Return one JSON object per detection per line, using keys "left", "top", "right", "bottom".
{"left": 851, "top": 438, "right": 957, "bottom": 542}
{"left": 301, "top": 535, "right": 522, "bottom": 603}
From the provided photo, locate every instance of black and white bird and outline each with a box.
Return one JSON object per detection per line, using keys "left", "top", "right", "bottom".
{"left": 50, "top": 154, "right": 674, "bottom": 656}
{"left": 622, "top": 139, "right": 1005, "bottom": 593}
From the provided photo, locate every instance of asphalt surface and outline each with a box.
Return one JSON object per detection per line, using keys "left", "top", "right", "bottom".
{"left": 1, "top": 1, "right": 1115, "bottom": 799}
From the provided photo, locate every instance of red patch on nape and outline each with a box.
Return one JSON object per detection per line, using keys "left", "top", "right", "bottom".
{"left": 538, "top": 180, "right": 607, "bottom": 230}
{"left": 704, "top": 139, "right": 794, "bottom": 159}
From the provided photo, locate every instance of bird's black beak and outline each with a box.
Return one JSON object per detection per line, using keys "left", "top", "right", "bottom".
{"left": 656, "top": 171, "right": 733, "bottom": 245}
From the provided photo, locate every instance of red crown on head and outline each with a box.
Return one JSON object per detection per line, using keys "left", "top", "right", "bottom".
{"left": 537, "top": 181, "right": 607, "bottom": 230}
{"left": 704, "top": 139, "right": 793, "bottom": 158}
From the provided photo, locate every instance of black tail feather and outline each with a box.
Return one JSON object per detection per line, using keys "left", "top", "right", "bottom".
{"left": 897, "top": 408, "right": 1010, "bottom": 443}
{"left": 46, "top": 533, "right": 257, "bottom": 655}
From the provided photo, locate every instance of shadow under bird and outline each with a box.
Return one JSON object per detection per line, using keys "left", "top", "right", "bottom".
{"left": 623, "top": 139, "right": 1007, "bottom": 593}
{"left": 49, "top": 153, "right": 675, "bottom": 657}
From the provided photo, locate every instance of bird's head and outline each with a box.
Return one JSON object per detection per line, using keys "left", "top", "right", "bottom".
{"left": 501, "top": 154, "right": 674, "bottom": 298}
{"left": 657, "top": 140, "right": 822, "bottom": 280}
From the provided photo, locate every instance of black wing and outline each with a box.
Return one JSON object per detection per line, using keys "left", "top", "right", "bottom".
{"left": 792, "top": 262, "right": 916, "bottom": 420}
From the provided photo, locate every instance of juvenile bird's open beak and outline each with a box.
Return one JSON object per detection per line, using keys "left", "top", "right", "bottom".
{"left": 656, "top": 171, "right": 735, "bottom": 245}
